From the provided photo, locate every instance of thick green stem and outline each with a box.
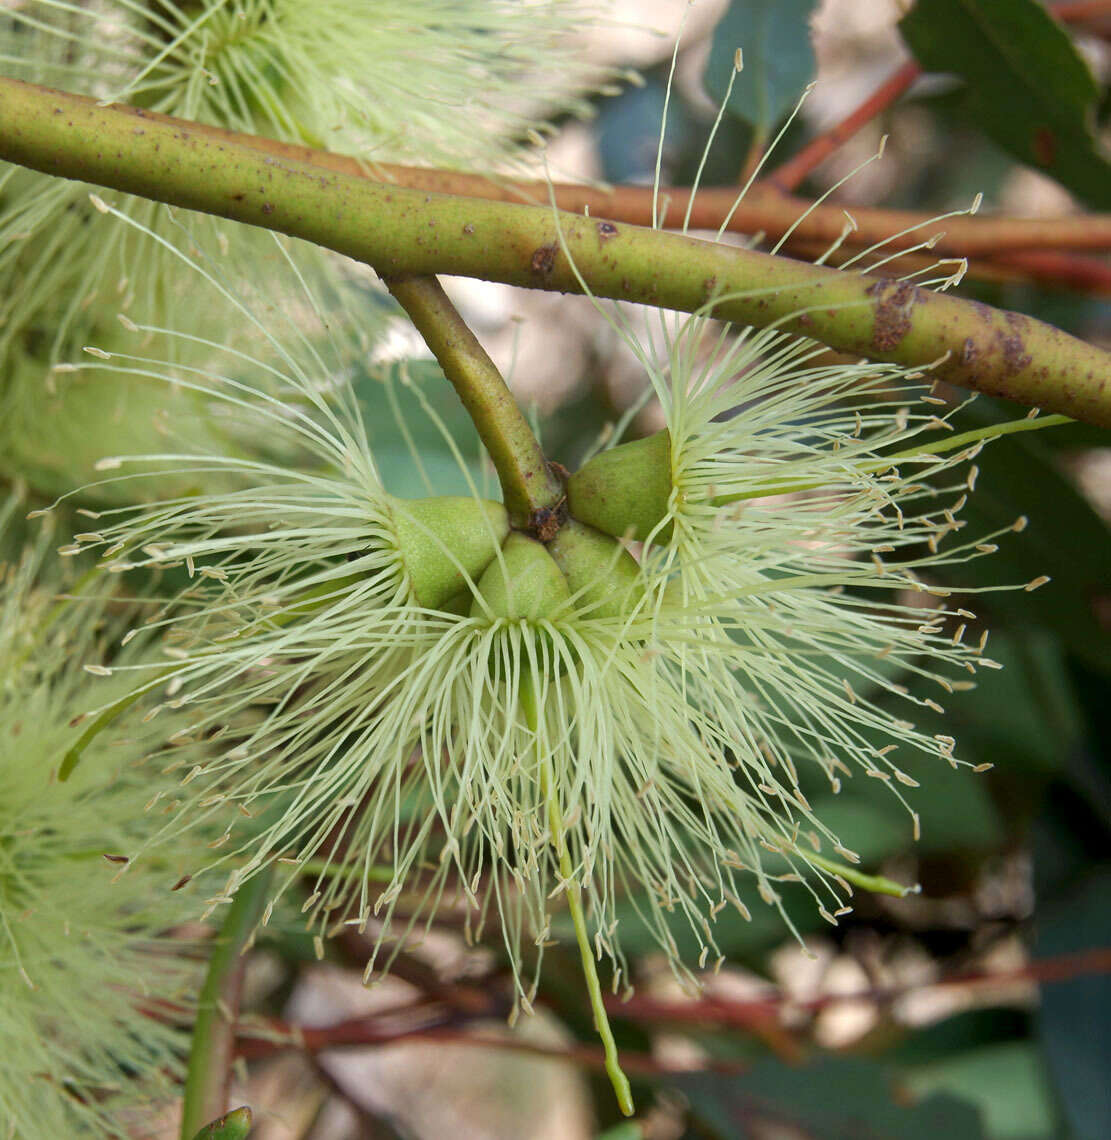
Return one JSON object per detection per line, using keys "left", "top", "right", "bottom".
{"left": 180, "top": 873, "right": 271, "bottom": 1140}
{"left": 521, "top": 677, "right": 634, "bottom": 1116}
{"left": 384, "top": 275, "right": 561, "bottom": 526}
{"left": 2, "top": 79, "right": 1109, "bottom": 425}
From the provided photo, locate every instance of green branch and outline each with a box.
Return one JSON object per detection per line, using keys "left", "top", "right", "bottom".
{"left": 180, "top": 873, "right": 271, "bottom": 1140}
{"left": 1, "top": 78, "right": 1109, "bottom": 426}
{"left": 384, "top": 275, "right": 562, "bottom": 526}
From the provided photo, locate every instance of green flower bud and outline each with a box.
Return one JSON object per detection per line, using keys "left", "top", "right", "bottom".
{"left": 191, "top": 1107, "right": 253, "bottom": 1140}
{"left": 547, "top": 519, "right": 645, "bottom": 621}
{"left": 388, "top": 495, "right": 509, "bottom": 610}
{"left": 566, "top": 431, "right": 673, "bottom": 544}
{"left": 471, "top": 532, "right": 571, "bottom": 621}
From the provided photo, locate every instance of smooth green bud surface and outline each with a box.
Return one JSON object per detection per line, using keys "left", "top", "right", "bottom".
{"left": 567, "top": 430, "right": 673, "bottom": 544}
{"left": 190, "top": 1106, "right": 252, "bottom": 1140}
{"left": 388, "top": 495, "right": 509, "bottom": 609}
{"left": 471, "top": 533, "right": 571, "bottom": 621}
{"left": 548, "top": 519, "right": 645, "bottom": 621}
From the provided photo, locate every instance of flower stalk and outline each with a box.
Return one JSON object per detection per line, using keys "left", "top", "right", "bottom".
{"left": 521, "top": 675, "right": 634, "bottom": 1118}
{"left": 2, "top": 78, "right": 1109, "bottom": 425}
{"left": 181, "top": 872, "right": 271, "bottom": 1140}
{"left": 385, "top": 275, "right": 562, "bottom": 527}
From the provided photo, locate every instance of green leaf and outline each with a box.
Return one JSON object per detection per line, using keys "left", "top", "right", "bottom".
{"left": 1034, "top": 790, "right": 1111, "bottom": 1140}
{"left": 941, "top": 631, "right": 1083, "bottom": 778}
{"left": 1036, "top": 870, "right": 1111, "bottom": 1140}
{"left": 808, "top": 736, "right": 1004, "bottom": 858}
{"left": 899, "top": 0, "right": 1111, "bottom": 207}
{"left": 676, "top": 1056, "right": 987, "bottom": 1139}
{"left": 353, "top": 360, "right": 491, "bottom": 499}
{"left": 703, "top": 0, "right": 819, "bottom": 134}
{"left": 904, "top": 1043, "right": 1059, "bottom": 1140}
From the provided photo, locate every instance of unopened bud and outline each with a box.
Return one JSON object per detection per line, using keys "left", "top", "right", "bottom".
{"left": 566, "top": 430, "right": 673, "bottom": 544}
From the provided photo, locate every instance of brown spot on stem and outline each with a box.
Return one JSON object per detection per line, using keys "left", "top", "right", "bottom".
{"left": 866, "top": 278, "right": 921, "bottom": 352}
{"left": 530, "top": 507, "right": 562, "bottom": 542}
{"left": 261, "top": 202, "right": 274, "bottom": 214}
{"left": 596, "top": 220, "right": 618, "bottom": 243}
{"left": 1000, "top": 312, "right": 1032, "bottom": 376}
{"left": 528, "top": 500, "right": 568, "bottom": 543}
{"left": 462, "top": 222, "right": 476, "bottom": 235}
{"left": 530, "top": 242, "right": 558, "bottom": 277}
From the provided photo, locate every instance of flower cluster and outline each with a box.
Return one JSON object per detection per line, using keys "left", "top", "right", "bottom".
{"left": 47, "top": 201, "right": 1038, "bottom": 1020}
{"left": 0, "top": 493, "right": 207, "bottom": 1138}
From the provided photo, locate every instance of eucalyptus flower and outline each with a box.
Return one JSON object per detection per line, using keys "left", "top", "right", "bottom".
{"left": 49, "top": 197, "right": 1045, "bottom": 1045}
{"left": 0, "top": 494, "right": 206, "bottom": 1138}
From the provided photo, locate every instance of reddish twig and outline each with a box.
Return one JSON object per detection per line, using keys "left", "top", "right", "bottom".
{"left": 233, "top": 947, "right": 1111, "bottom": 1078}
{"left": 1051, "top": 0, "right": 1111, "bottom": 22}
{"left": 610, "top": 946, "right": 1111, "bottom": 1026}
{"left": 239, "top": 1015, "right": 751, "bottom": 1077}
{"left": 767, "top": 60, "right": 922, "bottom": 193}
{"left": 782, "top": 239, "right": 1111, "bottom": 295}
{"left": 988, "top": 250, "right": 1111, "bottom": 294}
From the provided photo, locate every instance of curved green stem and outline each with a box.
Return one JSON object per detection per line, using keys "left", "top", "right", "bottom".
{"left": 180, "top": 872, "right": 272, "bottom": 1140}
{"left": 1, "top": 79, "right": 1109, "bottom": 425}
{"left": 384, "top": 275, "right": 561, "bottom": 527}
{"left": 520, "top": 676, "right": 634, "bottom": 1117}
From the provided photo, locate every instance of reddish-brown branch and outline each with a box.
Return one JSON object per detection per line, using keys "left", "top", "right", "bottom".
{"left": 767, "top": 60, "right": 922, "bottom": 193}
{"left": 611, "top": 947, "right": 1111, "bottom": 1027}
{"left": 785, "top": 240, "right": 1111, "bottom": 295}
{"left": 239, "top": 1015, "right": 751, "bottom": 1077}
{"left": 234, "top": 947, "right": 1111, "bottom": 1074}
{"left": 989, "top": 250, "right": 1111, "bottom": 294}
{"left": 1051, "top": 0, "right": 1111, "bottom": 22}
